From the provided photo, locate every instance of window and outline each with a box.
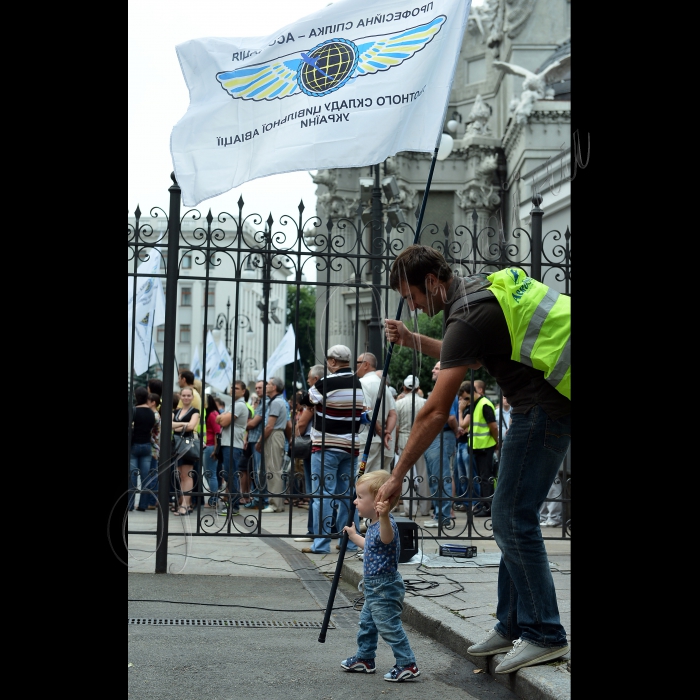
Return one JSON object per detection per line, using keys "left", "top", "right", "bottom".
{"left": 156, "top": 326, "right": 165, "bottom": 343}
{"left": 180, "top": 324, "right": 191, "bottom": 343}
{"left": 181, "top": 287, "right": 192, "bottom": 306}
{"left": 466, "top": 56, "right": 486, "bottom": 84}
{"left": 206, "top": 289, "right": 215, "bottom": 309}
{"left": 182, "top": 255, "right": 192, "bottom": 269}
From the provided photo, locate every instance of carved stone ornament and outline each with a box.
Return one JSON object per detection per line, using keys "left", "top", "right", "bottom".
{"left": 465, "top": 95, "right": 493, "bottom": 136}
{"left": 311, "top": 169, "right": 337, "bottom": 194}
{"left": 456, "top": 184, "right": 501, "bottom": 211}
{"left": 472, "top": 0, "right": 537, "bottom": 56}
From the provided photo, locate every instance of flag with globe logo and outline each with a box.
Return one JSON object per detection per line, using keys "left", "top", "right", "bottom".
{"left": 171, "top": 0, "right": 471, "bottom": 207}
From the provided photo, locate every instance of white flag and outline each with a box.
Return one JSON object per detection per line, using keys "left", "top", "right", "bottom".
{"left": 204, "top": 330, "right": 229, "bottom": 392}
{"left": 129, "top": 254, "right": 162, "bottom": 375}
{"left": 256, "top": 325, "right": 301, "bottom": 380}
{"left": 216, "top": 341, "right": 236, "bottom": 389}
{"left": 171, "top": 0, "right": 471, "bottom": 206}
{"left": 191, "top": 344, "right": 203, "bottom": 381}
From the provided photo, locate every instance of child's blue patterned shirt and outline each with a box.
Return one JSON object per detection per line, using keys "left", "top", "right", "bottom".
{"left": 363, "top": 515, "right": 400, "bottom": 577}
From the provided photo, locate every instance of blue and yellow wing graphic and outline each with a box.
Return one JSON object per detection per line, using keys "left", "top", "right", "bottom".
{"left": 353, "top": 16, "right": 445, "bottom": 76}
{"left": 216, "top": 59, "right": 302, "bottom": 101}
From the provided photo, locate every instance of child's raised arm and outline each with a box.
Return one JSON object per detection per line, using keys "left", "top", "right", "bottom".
{"left": 375, "top": 500, "right": 395, "bottom": 544}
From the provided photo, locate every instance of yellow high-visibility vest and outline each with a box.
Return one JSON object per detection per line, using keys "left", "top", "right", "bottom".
{"left": 486, "top": 268, "right": 570, "bottom": 400}
{"left": 470, "top": 396, "right": 497, "bottom": 449}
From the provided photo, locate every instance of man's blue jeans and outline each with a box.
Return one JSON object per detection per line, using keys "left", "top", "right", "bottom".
{"left": 303, "top": 455, "right": 314, "bottom": 534}
{"left": 220, "top": 446, "right": 242, "bottom": 510}
{"left": 310, "top": 450, "right": 360, "bottom": 554}
{"left": 203, "top": 445, "right": 219, "bottom": 504}
{"left": 455, "top": 442, "right": 480, "bottom": 507}
{"left": 248, "top": 444, "right": 269, "bottom": 507}
{"left": 424, "top": 431, "right": 456, "bottom": 525}
{"left": 492, "top": 406, "right": 570, "bottom": 648}
{"left": 356, "top": 572, "right": 416, "bottom": 667}
{"left": 129, "top": 443, "right": 153, "bottom": 510}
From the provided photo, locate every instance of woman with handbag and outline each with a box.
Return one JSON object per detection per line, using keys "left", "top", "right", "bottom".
{"left": 172, "top": 386, "right": 200, "bottom": 516}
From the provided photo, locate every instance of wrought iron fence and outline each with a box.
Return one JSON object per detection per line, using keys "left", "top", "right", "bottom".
{"left": 127, "top": 173, "right": 571, "bottom": 573}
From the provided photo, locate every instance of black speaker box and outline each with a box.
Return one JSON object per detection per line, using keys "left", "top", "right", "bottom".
{"left": 393, "top": 516, "right": 419, "bottom": 563}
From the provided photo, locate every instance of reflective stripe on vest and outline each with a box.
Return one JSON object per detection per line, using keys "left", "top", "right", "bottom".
{"left": 470, "top": 396, "right": 496, "bottom": 449}
{"left": 485, "top": 268, "right": 570, "bottom": 400}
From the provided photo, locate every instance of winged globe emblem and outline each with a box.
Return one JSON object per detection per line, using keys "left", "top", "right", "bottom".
{"left": 216, "top": 15, "right": 446, "bottom": 101}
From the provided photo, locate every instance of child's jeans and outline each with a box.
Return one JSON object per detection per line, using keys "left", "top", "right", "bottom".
{"left": 356, "top": 571, "right": 416, "bottom": 667}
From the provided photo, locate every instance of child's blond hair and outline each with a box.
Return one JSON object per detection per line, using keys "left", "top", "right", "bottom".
{"left": 356, "top": 470, "right": 401, "bottom": 511}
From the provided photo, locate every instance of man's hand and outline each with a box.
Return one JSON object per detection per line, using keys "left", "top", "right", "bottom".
{"left": 383, "top": 431, "right": 392, "bottom": 450}
{"left": 255, "top": 441, "right": 262, "bottom": 453}
{"left": 376, "top": 474, "right": 402, "bottom": 505}
{"left": 384, "top": 319, "right": 414, "bottom": 347}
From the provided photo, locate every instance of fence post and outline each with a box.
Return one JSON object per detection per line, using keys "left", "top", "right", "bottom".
{"left": 530, "top": 193, "right": 543, "bottom": 282}
{"left": 369, "top": 163, "right": 383, "bottom": 359}
{"left": 155, "top": 172, "right": 181, "bottom": 574}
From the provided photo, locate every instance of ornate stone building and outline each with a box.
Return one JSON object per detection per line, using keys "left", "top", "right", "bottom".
{"left": 310, "top": 0, "right": 571, "bottom": 360}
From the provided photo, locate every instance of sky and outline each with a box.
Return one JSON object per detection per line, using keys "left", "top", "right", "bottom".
{"left": 128, "top": 0, "right": 337, "bottom": 223}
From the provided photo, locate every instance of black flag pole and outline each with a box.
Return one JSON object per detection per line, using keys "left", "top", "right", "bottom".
{"left": 318, "top": 140, "right": 443, "bottom": 642}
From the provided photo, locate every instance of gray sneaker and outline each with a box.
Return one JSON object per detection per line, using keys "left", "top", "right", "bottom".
{"left": 494, "top": 638, "right": 569, "bottom": 674}
{"left": 467, "top": 629, "right": 515, "bottom": 656}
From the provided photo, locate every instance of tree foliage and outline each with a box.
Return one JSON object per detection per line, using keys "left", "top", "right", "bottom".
{"left": 387, "top": 311, "right": 496, "bottom": 395}
{"left": 285, "top": 285, "right": 316, "bottom": 395}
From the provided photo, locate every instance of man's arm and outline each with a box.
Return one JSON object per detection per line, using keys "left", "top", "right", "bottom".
{"left": 383, "top": 408, "right": 397, "bottom": 450}
{"left": 216, "top": 412, "right": 232, "bottom": 428}
{"left": 376, "top": 365, "right": 467, "bottom": 504}
{"left": 246, "top": 413, "right": 262, "bottom": 431}
{"left": 488, "top": 421, "right": 499, "bottom": 442}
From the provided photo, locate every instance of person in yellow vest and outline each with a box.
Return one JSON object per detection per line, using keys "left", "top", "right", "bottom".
{"left": 458, "top": 381, "right": 499, "bottom": 517}
{"left": 379, "top": 245, "right": 570, "bottom": 675}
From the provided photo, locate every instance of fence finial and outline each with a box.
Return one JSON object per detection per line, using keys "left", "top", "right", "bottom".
{"left": 531, "top": 193, "right": 543, "bottom": 208}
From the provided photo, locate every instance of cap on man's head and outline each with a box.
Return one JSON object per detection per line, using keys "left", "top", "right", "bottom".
{"left": 327, "top": 345, "right": 351, "bottom": 362}
{"left": 403, "top": 374, "right": 420, "bottom": 390}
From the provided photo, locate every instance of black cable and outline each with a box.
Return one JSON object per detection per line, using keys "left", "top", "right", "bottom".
{"left": 127, "top": 598, "right": 356, "bottom": 612}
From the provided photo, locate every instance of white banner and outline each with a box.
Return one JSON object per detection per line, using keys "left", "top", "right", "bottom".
{"left": 204, "top": 330, "right": 229, "bottom": 392}
{"left": 171, "top": 0, "right": 471, "bottom": 206}
{"left": 216, "top": 341, "right": 236, "bottom": 389}
{"left": 129, "top": 254, "right": 163, "bottom": 375}
{"left": 191, "top": 344, "right": 202, "bottom": 381}
{"left": 256, "top": 324, "right": 301, "bottom": 380}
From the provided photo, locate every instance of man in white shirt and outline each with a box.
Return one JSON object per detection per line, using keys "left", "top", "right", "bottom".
{"left": 355, "top": 352, "right": 397, "bottom": 473}
{"left": 395, "top": 375, "right": 431, "bottom": 516}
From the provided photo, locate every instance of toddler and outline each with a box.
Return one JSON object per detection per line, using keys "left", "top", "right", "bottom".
{"left": 340, "top": 470, "right": 420, "bottom": 682}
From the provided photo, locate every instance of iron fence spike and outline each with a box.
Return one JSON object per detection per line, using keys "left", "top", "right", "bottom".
{"left": 135, "top": 204, "right": 141, "bottom": 219}
{"left": 471, "top": 208, "right": 478, "bottom": 223}
{"left": 267, "top": 213, "right": 274, "bottom": 229}
{"left": 206, "top": 209, "right": 213, "bottom": 224}
{"left": 385, "top": 219, "right": 392, "bottom": 234}
{"left": 326, "top": 217, "right": 334, "bottom": 232}
{"left": 565, "top": 225, "right": 571, "bottom": 239}
{"left": 238, "top": 195, "right": 244, "bottom": 210}
{"left": 298, "top": 199, "right": 305, "bottom": 213}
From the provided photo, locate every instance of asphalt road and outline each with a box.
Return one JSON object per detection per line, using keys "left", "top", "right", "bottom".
{"left": 128, "top": 573, "right": 518, "bottom": 700}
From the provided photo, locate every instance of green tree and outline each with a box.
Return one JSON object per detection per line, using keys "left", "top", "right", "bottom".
{"left": 285, "top": 285, "right": 316, "bottom": 395}
{"left": 387, "top": 311, "right": 496, "bottom": 395}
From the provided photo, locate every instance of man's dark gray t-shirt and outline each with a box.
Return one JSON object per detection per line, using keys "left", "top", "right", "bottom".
{"left": 439, "top": 276, "right": 570, "bottom": 421}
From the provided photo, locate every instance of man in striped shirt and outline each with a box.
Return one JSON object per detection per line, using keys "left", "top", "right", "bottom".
{"left": 302, "top": 345, "right": 365, "bottom": 555}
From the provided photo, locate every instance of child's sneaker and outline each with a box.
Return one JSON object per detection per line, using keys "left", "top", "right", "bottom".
{"left": 384, "top": 662, "right": 420, "bottom": 682}
{"left": 340, "top": 656, "right": 376, "bottom": 673}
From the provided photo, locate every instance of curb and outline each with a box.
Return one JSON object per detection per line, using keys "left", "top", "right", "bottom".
{"left": 340, "top": 558, "right": 570, "bottom": 700}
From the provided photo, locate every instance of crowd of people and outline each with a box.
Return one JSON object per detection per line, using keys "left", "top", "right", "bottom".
{"left": 127, "top": 358, "right": 518, "bottom": 528}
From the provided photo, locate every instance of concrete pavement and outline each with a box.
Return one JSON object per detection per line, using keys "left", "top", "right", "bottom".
{"left": 127, "top": 505, "right": 570, "bottom": 700}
